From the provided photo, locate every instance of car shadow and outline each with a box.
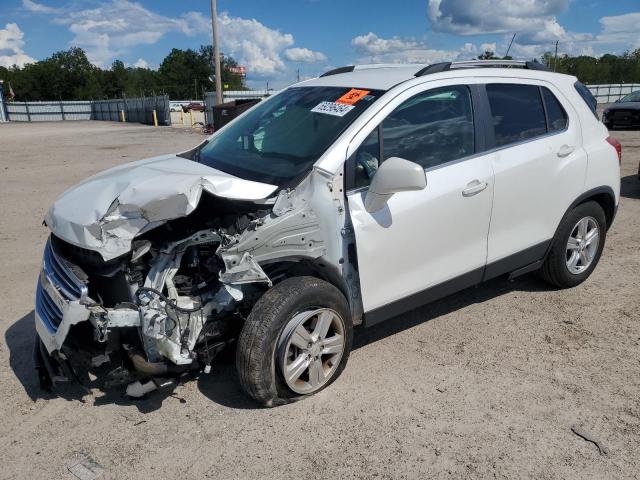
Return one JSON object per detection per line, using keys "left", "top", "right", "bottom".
{"left": 5, "top": 311, "right": 194, "bottom": 413}
{"left": 197, "top": 273, "right": 554, "bottom": 408}
{"left": 6, "top": 274, "right": 554, "bottom": 411}
{"left": 353, "top": 273, "right": 551, "bottom": 351}
{"left": 621, "top": 174, "right": 640, "bottom": 200}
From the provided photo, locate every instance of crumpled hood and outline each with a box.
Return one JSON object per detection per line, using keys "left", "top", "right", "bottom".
{"left": 45, "top": 154, "right": 278, "bottom": 261}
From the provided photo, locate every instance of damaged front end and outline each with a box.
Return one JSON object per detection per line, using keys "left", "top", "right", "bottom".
{"left": 34, "top": 168, "right": 337, "bottom": 397}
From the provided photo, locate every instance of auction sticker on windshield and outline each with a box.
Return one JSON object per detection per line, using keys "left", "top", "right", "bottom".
{"left": 336, "top": 88, "right": 370, "bottom": 105}
{"left": 311, "top": 101, "right": 355, "bottom": 117}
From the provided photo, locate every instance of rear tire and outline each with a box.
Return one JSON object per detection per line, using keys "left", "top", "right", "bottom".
{"left": 236, "top": 276, "right": 353, "bottom": 407}
{"left": 540, "top": 201, "right": 606, "bottom": 288}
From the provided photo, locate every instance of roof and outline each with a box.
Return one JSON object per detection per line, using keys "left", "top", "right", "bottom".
{"left": 299, "top": 61, "right": 573, "bottom": 91}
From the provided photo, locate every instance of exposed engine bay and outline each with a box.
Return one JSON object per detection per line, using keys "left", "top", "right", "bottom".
{"left": 34, "top": 173, "right": 359, "bottom": 398}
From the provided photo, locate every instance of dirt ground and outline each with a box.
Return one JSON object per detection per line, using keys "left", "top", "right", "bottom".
{"left": 0, "top": 119, "right": 639, "bottom": 480}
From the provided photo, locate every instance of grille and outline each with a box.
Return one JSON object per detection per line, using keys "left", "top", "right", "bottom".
{"left": 36, "top": 238, "right": 88, "bottom": 333}
{"left": 612, "top": 109, "right": 640, "bottom": 121}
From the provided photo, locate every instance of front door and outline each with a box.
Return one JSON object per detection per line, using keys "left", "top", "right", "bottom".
{"left": 346, "top": 84, "right": 495, "bottom": 323}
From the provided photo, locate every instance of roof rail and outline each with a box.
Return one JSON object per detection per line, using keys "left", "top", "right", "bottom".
{"left": 415, "top": 60, "right": 551, "bottom": 77}
{"left": 320, "top": 66, "right": 355, "bottom": 78}
{"left": 320, "top": 64, "right": 424, "bottom": 78}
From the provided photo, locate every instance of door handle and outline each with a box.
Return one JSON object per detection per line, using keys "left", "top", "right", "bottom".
{"left": 557, "top": 144, "right": 575, "bottom": 157}
{"left": 462, "top": 180, "right": 488, "bottom": 197}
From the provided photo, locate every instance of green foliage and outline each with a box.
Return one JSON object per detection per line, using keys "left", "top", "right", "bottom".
{"left": 541, "top": 49, "right": 640, "bottom": 83}
{"left": 478, "top": 50, "right": 499, "bottom": 60}
{"left": 0, "top": 45, "right": 246, "bottom": 101}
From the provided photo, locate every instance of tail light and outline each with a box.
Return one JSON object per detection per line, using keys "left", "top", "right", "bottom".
{"left": 606, "top": 136, "right": 622, "bottom": 164}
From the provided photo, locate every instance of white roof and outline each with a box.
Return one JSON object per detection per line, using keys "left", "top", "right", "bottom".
{"left": 300, "top": 62, "right": 574, "bottom": 91}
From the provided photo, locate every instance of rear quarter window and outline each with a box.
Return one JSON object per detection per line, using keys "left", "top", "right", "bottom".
{"left": 574, "top": 81, "right": 598, "bottom": 118}
{"left": 541, "top": 87, "right": 568, "bottom": 132}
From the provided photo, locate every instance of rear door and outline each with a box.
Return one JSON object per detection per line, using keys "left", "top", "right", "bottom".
{"left": 482, "top": 81, "right": 587, "bottom": 274}
{"left": 346, "top": 83, "right": 495, "bottom": 322}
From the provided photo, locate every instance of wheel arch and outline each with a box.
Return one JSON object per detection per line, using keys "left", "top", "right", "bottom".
{"left": 570, "top": 186, "right": 617, "bottom": 230}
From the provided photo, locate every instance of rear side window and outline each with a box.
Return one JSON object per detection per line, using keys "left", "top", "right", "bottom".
{"left": 574, "top": 81, "right": 598, "bottom": 118}
{"left": 541, "top": 87, "right": 568, "bottom": 132}
{"left": 487, "top": 84, "right": 546, "bottom": 147}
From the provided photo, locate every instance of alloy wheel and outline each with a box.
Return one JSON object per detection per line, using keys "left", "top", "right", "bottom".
{"left": 278, "top": 308, "right": 346, "bottom": 395}
{"left": 566, "top": 216, "right": 600, "bottom": 274}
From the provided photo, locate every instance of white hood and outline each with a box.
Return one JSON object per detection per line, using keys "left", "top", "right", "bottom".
{"left": 45, "top": 154, "right": 278, "bottom": 260}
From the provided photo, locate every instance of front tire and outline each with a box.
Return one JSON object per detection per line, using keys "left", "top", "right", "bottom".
{"left": 540, "top": 201, "right": 607, "bottom": 288}
{"left": 236, "top": 276, "right": 353, "bottom": 407}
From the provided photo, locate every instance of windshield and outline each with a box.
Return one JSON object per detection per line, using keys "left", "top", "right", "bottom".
{"left": 197, "top": 86, "right": 383, "bottom": 186}
{"left": 621, "top": 91, "right": 640, "bottom": 103}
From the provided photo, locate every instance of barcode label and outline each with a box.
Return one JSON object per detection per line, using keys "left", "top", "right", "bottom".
{"left": 311, "top": 101, "right": 355, "bottom": 117}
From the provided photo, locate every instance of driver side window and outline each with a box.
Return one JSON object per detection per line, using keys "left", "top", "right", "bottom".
{"left": 350, "top": 85, "right": 475, "bottom": 189}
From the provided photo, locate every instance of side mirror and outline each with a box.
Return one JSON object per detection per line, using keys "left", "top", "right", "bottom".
{"left": 364, "top": 157, "right": 427, "bottom": 213}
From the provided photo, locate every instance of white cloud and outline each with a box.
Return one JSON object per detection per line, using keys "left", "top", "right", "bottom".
{"left": 351, "top": 32, "right": 483, "bottom": 64}
{"left": 24, "top": 1, "right": 319, "bottom": 78}
{"left": 132, "top": 58, "right": 148, "bottom": 68}
{"left": 216, "top": 13, "right": 294, "bottom": 75}
{"left": 51, "top": 0, "right": 206, "bottom": 66}
{"left": 428, "top": 0, "right": 570, "bottom": 36}
{"left": 427, "top": 0, "right": 640, "bottom": 60}
{"left": 22, "top": 0, "right": 62, "bottom": 14}
{"left": 284, "top": 47, "right": 327, "bottom": 63}
{"left": 596, "top": 13, "right": 640, "bottom": 48}
{"left": 352, "top": 32, "right": 419, "bottom": 55}
{"left": 0, "top": 23, "right": 35, "bottom": 67}
{"left": 480, "top": 42, "right": 497, "bottom": 53}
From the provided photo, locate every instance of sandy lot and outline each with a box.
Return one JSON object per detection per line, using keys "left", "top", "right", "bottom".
{"left": 0, "top": 120, "right": 639, "bottom": 479}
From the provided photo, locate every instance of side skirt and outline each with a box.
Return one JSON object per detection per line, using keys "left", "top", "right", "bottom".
{"left": 362, "top": 240, "right": 551, "bottom": 328}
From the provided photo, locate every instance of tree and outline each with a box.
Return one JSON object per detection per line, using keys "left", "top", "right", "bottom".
{"left": 198, "top": 45, "right": 245, "bottom": 91}
{"left": 478, "top": 50, "right": 498, "bottom": 60}
{"left": 158, "top": 48, "right": 214, "bottom": 99}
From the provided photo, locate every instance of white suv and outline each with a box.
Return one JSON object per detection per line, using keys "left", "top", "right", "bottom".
{"left": 35, "top": 61, "right": 621, "bottom": 406}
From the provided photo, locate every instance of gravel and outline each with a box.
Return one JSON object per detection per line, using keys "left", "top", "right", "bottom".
{"left": 0, "top": 119, "right": 639, "bottom": 479}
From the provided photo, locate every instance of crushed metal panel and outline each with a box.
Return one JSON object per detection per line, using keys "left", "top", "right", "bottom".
{"left": 45, "top": 155, "right": 278, "bottom": 261}
{"left": 219, "top": 180, "right": 327, "bottom": 271}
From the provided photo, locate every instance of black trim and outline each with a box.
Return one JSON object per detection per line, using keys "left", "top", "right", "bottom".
{"left": 320, "top": 66, "right": 355, "bottom": 78}
{"left": 470, "top": 84, "right": 493, "bottom": 152}
{"left": 414, "top": 61, "right": 550, "bottom": 78}
{"left": 483, "top": 241, "right": 550, "bottom": 281}
{"left": 563, "top": 186, "right": 617, "bottom": 230}
{"left": 415, "top": 62, "right": 452, "bottom": 76}
{"left": 508, "top": 260, "right": 544, "bottom": 280}
{"left": 363, "top": 268, "right": 484, "bottom": 327}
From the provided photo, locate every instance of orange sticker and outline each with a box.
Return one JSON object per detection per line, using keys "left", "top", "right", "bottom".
{"left": 336, "top": 89, "right": 370, "bottom": 105}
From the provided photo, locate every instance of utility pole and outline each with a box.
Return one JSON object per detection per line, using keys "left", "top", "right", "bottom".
{"left": 553, "top": 40, "right": 559, "bottom": 72}
{"left": 297, "top": 69, "right": 300, "bottom": 83}
{"left": 210, "top": 0, "right": 223, "bottom": 105}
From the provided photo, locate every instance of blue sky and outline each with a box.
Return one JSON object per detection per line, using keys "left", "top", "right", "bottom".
{"left": 1, "top": 0, "right": 639, "bottom": 88}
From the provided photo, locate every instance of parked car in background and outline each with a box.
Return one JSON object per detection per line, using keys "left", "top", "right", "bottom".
{"left": 182, "top": 102, "right": 204, "bottom": 112}
{"left": 169, "top": 102, "right": 183, "bottom": 112}
{"left": 34, "top": 61, "right": 621, "bottom": 407}
{"left": 602, "top": 90, "right": 640, "bottom": 129}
